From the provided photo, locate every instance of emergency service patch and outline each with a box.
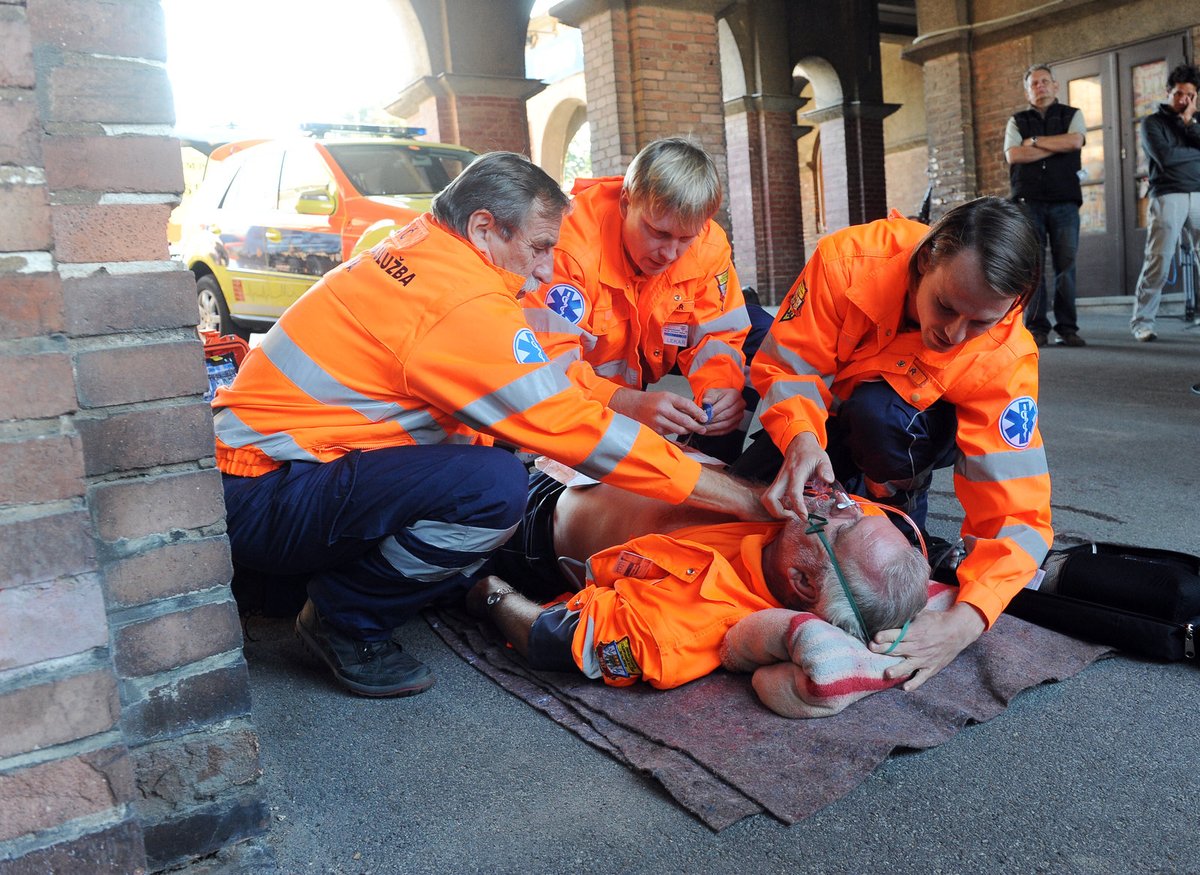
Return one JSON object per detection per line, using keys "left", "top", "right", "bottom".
{"left": 999, "top": 395, "right": 1038, "bottom": 449}
{"left": 513, "top": 328, "right": 549, "bottom": 364}
{"left": 779, "top": 279, "right": 808, "bottom": 322}
{"left": 716, "top": 269, "right": 730, "bottom": 305}
{"left": 546, "top": 283, "right": 586, "bottom": 324}
{"left": 596, "top": 637, "right": 642, "bottom": 681}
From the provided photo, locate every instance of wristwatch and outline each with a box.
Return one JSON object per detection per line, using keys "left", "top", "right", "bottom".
{"left": 486, "top": 587, "right": 516, "bottom": 608}
{"left": 1031, "top": 136, "right": 1039, "bottom": 146}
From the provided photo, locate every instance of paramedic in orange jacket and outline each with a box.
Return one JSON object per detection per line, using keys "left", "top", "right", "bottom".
{"left": 467, "top": 481, "right": 929, "bottom": 689}
{"left": 736, "top": 196, "right": 1052, "bottom": 691}
{"left": 212, "top": 152, "right": 769, "bottom": 699}
{"left": 522, "top": 138, "right": 767, "bottom": 461}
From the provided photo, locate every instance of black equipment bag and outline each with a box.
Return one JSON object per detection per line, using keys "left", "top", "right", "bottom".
{"left": 1006, "top": 542, "right": 1199, "bottom": 662}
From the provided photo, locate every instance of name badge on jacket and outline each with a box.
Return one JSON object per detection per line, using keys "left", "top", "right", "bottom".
{"left": 662, "top": 322, "right": 689, "bottom": 347}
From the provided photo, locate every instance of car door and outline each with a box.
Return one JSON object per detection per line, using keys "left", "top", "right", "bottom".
{"left": 265, "top": 142, "right": 345, "bottom": 317}
{"left": 215, "top": 143, "right": 285, "bottom": 322}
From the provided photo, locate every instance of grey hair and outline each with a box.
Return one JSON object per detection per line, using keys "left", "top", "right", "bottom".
{"left": 817, "top": 545, "right": 929, "bottom": 643}
{"left": 430, "top": 151, "right": 570, "bottom": 240}
{"left": 622, "top": 137, "right": 721, "bottom": 228}
{"left": 1023, "top": 64, "right": 1054, "bottom": 86}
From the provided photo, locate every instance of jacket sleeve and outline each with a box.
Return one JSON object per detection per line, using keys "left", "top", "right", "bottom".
{"left": 675, "top": 256, "right": 750, "bottom": 404}
{"left": 951, "top": 353, "right": 1054, "bottom": 626}
{"left": 749, "top": 244, "right": 846, "bottom": 453}
{"left": 522, "top": 250, "right": 622, "bottom": 407}
{"left": 406, "top": 293, "right": 701, "bottom": 504}
{"left": 1142, "top": 112, "right": 1200, "bottom": 170}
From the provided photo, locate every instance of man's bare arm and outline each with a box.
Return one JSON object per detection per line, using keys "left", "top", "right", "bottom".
{"left": 685, "top": 466, "right": 776, "bottom": 522}
{"left": 466, "top": 575, "right": 543, "bottom": 657}
{"left": 1005, "top": 131, "right": 1085, "bottom": 165}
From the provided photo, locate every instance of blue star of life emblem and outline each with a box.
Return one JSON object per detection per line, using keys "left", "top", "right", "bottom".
{"left": 513, "top": 328, "right": 549, "bottom": 364}
{"left": 545, "top": 284, "right": 586, "bottom": 324}
{"left": 999, "top": 396, "right": 1038, "bottom": 449}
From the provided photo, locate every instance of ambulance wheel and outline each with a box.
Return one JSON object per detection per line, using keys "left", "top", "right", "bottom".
{"left": 197, "top": 274, "right": 249, "bottom": 340}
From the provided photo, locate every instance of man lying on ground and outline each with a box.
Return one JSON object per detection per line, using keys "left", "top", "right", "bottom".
{"left": 468, "top": 470, "right": 929, "bottom": 691}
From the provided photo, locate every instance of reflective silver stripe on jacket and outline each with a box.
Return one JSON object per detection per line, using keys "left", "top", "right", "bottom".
{"left": 593, "top": 359, "right": 642, "bottom": 387}
{"left": 259, "top": 327, "right": 452, "bottom": 444}
{"left": 261, "top": 328, "right": 405, "bottom": 422}
{"left": 522, "top": 307, "right": 599, "bottom": 354}
{"left": 689, "top": 305, "right": 750, "bottom": 344}
{"left": 407, "top": 518, "right": 520, "bottom": 553}
{"left": 758, "top": 333, "right": 833, "bottom": 382}
{"left": 956, "top": 446, "right": 1049, "bottom": 483}
{"left": 762, "top": 379, "right": 829, "bottom": 415}
{"left": 212, "top": 408, "right": 320, "bottom": 463}
{"left": 967, "top": 523, "right": 1051, "bottom": 567}
{"left": 574, "top": 414, "right": 642, "bottom": 481}
{"left": 684, "top": 338, "right": 745, "bottom": 376}
{"left": 456, "top": 365, "right": 573, "bottom": 431}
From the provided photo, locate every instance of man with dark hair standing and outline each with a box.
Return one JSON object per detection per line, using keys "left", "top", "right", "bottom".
{"left": 1130, "top": 62, "right": 1200, "bottom": 342}
{"left": 213, "top": 152, "right": 769, "bottom": 698}
{"left": 1005, "top": 63, "right": 1088, "bottom": 348}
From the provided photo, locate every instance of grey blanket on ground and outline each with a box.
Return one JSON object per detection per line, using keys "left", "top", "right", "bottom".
{"left": 425, "top": 608, "right": 1111, "bottom": 830}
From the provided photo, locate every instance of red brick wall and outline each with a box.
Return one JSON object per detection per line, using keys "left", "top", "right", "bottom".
{"left": 922, "top": 51, "right": 979, "bottom": 217}
{"left": 455, "top": 94, "right": 534, "bottom": 156}
{"left": 0, "top": 0, "right": 266, "bottom": 870}
{"left": 973, "top": 37, "right": 1033, "bottom": 198}
{"left": 576, "top": 3, "right": 729, "bottom": 227}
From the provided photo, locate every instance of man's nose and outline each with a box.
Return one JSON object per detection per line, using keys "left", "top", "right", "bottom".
{"left": 660, "top": 239, "right": 682, "bottom": 262}
{"left": 532, "top": 253, "right": 554, "bottom": 284}
{"left": 945, "top": 316, "right": 968, "bottom": 344}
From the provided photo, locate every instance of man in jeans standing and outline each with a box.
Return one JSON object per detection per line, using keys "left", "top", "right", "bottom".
{"left": 1005, "top": 63, "right": 1088, "bottom": 348}
{"left": 1130, "top": 63, "right": 1200, "bottom": 342}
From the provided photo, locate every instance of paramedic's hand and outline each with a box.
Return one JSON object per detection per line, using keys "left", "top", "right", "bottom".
{"left": 610, "top": 386, "right": 708, "bottom": 436}
{"left": 762, "top": 432, "right": 834, "bottom": 519}
{"left": 698, "top": 387, "right": 745, "bottom": 436}
{"left": 869, "top": 602, "right": 984, "bottom": 691}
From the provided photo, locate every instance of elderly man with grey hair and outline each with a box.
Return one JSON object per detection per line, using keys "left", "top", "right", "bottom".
{"left": 523, "top": 137, "right": 772, "bottom": 463}
{"left": 470, "top": 471, "right": 929, "bottom": 691}
{"left": 213, "top": 152, "right": 773, "bottom": 699}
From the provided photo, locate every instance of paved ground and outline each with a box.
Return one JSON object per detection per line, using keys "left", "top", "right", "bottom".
{"left": 221, "top": 307, "right": 1199, "bottom": 874}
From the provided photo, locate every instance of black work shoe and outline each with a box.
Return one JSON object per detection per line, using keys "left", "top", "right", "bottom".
{"left": 1031, "top": 331, "right": 1048, "bottom": 348}
{"left": 295, "top": 600, "right": 434, "bottom": 698}
{"left": 1056, "top": 332, "right": 1087, "bottom": 347}
{"left": 923, "top": 533, "right": 965, "bottom": 585}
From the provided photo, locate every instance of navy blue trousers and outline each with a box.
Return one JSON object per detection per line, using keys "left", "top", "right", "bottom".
{"left": 223, "top": 444, "right": 527, "bottom": 639}
{"left": 733, "top": 380, "right": 957, "bottom": 529}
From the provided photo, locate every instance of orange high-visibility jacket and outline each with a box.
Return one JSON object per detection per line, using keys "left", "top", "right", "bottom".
{"left": 567, "top": 522, "right": 784, "bottom": 690}
{"left": 212, "top": 214, "right": 701, "bottom": 504}
{"left": 750, "top": 215, "right": 1053, "bottom": 627}
{"left": 522, "top": 177, "right": 749, "bottom": 407}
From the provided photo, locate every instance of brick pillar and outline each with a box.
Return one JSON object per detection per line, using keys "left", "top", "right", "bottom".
{"left": 388, "top": 73, "right": 545, "bottom": 156}
{"left": 0, "top": 0, "right": 267, "bottom": 871}
{"left": 803, "top": 101, "right": 896, "bottom": 228}
{"left": 921, "top": 49, "right": 979, "bottom": 219}
{"left": 725, "top": 95, "right": 806, "bottom": 304}
{"left": 556, "top": 0, "right": 730, "bottom": 228}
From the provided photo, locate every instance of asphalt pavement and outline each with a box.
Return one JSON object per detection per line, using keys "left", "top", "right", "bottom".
{"left": 206, "top": 306, "right": 1200, "bottom": 875}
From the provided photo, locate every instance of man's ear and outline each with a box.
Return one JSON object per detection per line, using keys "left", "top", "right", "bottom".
{"left": 915, "top": 243, "right": 931, "bottom": 276}
{"left": 618, "top": 189, "right": 630, "bottom": 220}
{"left": 787, "top": 566, "right": 819, "bottom": 606}
{"left": 466, "top": 209, "right": 497, "bottom": 256}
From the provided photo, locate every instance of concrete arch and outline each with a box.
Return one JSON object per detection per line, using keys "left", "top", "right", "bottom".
{"left": 718, "top": 19, "right": 748, "bottom": 101}
{"left": 382, "top": 0, "right": 431, "bottom": 81}
{"left": 792, "top": 55, "right": 843, "bottom": 110}
{"left": 537, "top": 97, "right": 588, "bottom": 183}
